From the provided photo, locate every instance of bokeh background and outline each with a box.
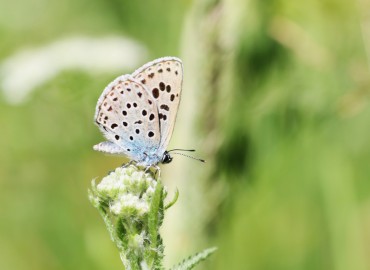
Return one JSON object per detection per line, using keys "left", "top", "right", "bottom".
{"left": 1, "top": 0, "right": 370, "bottom": 269}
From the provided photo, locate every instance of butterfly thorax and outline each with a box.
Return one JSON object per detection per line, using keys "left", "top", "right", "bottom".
{"left": 136, "top": 148, "right": 166, "bottom": 166}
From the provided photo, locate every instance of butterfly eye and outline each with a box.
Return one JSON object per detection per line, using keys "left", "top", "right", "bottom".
{"left": 161, "top": 152, "right": 173, "bottom": 164}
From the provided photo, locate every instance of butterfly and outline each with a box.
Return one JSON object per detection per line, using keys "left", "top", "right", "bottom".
{"left": 93, "top": 56, "right": 189, "bottom": 169}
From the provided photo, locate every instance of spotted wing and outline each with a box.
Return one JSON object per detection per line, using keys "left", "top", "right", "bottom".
{"left": 94, "top": 75, "right": 161, "bottom": 162}
{"left": 132, "top": 57, "right": 183, "bottom": 150}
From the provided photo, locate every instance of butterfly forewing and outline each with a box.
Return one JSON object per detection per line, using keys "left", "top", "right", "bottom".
{"left": 132, "top": 57, "right": 183, "bottom": 150}
{"left": 95, "top": 76, "right": 161, "bottom": 160}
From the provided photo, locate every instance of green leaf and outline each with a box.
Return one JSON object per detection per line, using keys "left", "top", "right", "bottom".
{"left": 147, "top": 180, "right": 165, "bottom": 268}
{"left": 170, "top": 247, "right": 217, "bottom": 270}
{"left": 164, "top": 188, "right": 179, "bottom": 210}
{"left": 148, "top": 181, "right": 163, "bottom": 246}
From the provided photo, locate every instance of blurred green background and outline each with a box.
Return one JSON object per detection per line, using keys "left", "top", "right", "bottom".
{"left": 1, "top": 0, "right": 370, "bottom": 269}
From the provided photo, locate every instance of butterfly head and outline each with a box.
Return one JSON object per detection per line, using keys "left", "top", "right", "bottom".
{"left": 163, "top": 149, "right": 206, "bottom": 164}
{"left": 161, "top": 151, "right": 173, "bottom": 164}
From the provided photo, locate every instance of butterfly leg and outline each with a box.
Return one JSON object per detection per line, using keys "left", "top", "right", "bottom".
{"left": 143, "top": 165, "right": 161, "bottom": 179}
{"left": 153, "top": 165, "right": 161, "bottom": 180}
{"left": 106, "top": 161, "right": 135, "bottom": 175}
{"left": 121, "top": 160, "right": 136, "bottom": 168}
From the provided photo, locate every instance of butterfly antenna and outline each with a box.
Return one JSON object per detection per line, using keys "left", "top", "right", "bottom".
{"left": 171, "top": 152, "right": 206, "bottom": 163}
{"left": 168, "top": 148, "right": 196, "bottom": 152}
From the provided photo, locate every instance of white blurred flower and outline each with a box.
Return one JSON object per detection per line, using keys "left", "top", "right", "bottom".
{"left": 0, "top": 36, "right": 147, "bottom": 104}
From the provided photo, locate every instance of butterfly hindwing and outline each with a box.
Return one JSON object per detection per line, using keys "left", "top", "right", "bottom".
{"left": 94, "top": 76, "right": 160, "bottom": 161}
